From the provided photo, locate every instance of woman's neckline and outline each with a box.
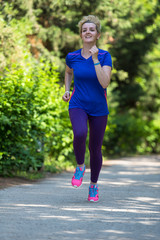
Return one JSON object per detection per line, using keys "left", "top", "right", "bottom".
{"left": 80, "top": 48, "right": 92, "bottom": 60}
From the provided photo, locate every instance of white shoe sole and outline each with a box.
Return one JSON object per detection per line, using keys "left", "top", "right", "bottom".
{"left": 72, "top": 183, "right": 82, "bottom": 188}
{"left": 88, "top": 199, "right": 99, "bottom": 202}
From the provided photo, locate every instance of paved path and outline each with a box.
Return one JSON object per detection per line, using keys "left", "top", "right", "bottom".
{"left": 0, "top": 156, "right": 160, "bottom": 240}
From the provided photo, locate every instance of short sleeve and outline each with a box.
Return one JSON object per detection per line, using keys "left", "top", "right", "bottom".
{"left": 101, "top": 52, "right": 112, "bottom": 68}
{"left": 66, "top": 54, "right": 72, "bottom": 69}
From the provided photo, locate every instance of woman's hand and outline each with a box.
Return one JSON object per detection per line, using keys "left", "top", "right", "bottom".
{"left": 89, "top": 45, "right": 99, "bottom": 62}
{"left": 63, "top": 65, "right": 73, "bottom": 102}
{"left": 62, "top": 91, "right": 70, "bottom": 102}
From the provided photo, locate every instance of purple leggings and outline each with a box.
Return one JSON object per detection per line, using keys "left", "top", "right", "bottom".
{"left": 69, "top": 108, "right": 108, "bottom": 183}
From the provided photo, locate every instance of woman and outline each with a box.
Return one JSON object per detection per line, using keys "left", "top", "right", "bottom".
{"left": 62, "top": 15, "right": 112, "bottom": 202}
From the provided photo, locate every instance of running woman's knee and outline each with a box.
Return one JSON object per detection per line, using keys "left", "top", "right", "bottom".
{"left": 89, "top": 144, "right": 101, "bottom": 156}
{"left": 74, "top": 129, "right": 87, "bottom": 141}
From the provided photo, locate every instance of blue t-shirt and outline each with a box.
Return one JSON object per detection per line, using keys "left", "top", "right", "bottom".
{"left": 66, "top": 48, "right": 112, "bottom": 116}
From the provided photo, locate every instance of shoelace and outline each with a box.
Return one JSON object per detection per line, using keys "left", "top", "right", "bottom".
{"left": 74, "top": 167, "right": 82, "bottom": 179}
{"left": 89, "top": 186, "right": 98, "bottom": 197}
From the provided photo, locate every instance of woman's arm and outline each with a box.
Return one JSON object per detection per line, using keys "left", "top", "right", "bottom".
{"left": 94, "top": 64, "right": 112, "bottom": 89}
{"left": 62, "top": 65, "right": 73, "bottom": 102}
{"left": 90, "top": 45, "right": 112, "bottom": 89}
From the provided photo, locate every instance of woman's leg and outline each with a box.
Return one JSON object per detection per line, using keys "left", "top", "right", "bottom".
{"left": 88, "top": 115, "right": 108, "bottom": 183}
{"left": 69, "top": 108, "right": 88, "bottom": 165}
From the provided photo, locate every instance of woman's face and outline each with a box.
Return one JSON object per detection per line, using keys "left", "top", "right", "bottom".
{"left": 81, "top": 22, "right": 100, "bottom": 44}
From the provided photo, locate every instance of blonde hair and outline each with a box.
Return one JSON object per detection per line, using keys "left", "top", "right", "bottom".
{"left": 78, "top": 15, "right": 101, "bottom": 34}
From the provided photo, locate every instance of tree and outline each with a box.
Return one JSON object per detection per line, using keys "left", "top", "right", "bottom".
{"left": 1, "top": 0, "right": 159, "bottom": 164}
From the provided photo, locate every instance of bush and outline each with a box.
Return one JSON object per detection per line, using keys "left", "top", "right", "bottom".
{"left": 137, "top": 119, "right": 160, "bottom": 154}
{"left": 103, "top": 112, "right": 144, "bottom": 156}
{"left": 103, "top": 111, "right": 160, "bottom": 157}
{"left": 0, "top": 58, "right": 73, "bottom": 175}
{"left": 0, "top": 16, "right": 74, "bottom": 176}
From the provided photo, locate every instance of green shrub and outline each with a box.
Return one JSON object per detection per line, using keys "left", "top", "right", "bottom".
{"left": 137, "top": 119, "right": 160, "bottom": 154}
{"left": 0, "top": 58, "right": 75, "bottom": 176}
{"left": 103, "top": 111, "right": 160, "bottom": 157}
{"left": 0, "top": 16, "right": 74, "bottom": 176}
{"left": 103, "top": 112, "right": 144, "bottom": 156}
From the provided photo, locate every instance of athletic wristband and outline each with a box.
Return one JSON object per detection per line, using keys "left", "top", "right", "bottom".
{"left": 94, "top": 62, "right": 100, "bottom": 65}
{"left": 65, "top": 91, "right": 70, "bottom": 94}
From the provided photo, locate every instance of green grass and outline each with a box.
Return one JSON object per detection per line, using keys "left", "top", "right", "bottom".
{"left": 14, "top": 171, "right": 45, "bottom": 180}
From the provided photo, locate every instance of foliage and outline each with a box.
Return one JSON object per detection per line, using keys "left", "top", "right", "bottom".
{"left": 0, "top": 16, "right": 73, "bottom": 176}
{"left": 0, "top": 0, "right": 160, "bottom": 176}
{"left": 101, "top": 0, "right": 160, "bottom": 156}
{"left": 104, "top": 112, "right": 160, "bottom": 156}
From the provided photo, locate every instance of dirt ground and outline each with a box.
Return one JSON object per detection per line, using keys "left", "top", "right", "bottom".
{"left": 0, "top": 172, "right": 63, "bottom": 190}
{"left": 0, "top": 177, "right": 36, "bottom": 189}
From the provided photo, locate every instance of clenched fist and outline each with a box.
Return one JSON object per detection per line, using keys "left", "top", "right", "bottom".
{"left": 62, "top": 91, "right": 70, "bottom": 102}
{"left": 89, "top": 45, "right": 99, "bottom": 61}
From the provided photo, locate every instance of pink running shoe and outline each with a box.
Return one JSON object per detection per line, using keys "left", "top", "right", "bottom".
{"left": 88, "top": 184, "right": 99, "bottom": 202}
{"left": 71, "top": 165, "right": 85, "bottom": 188}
